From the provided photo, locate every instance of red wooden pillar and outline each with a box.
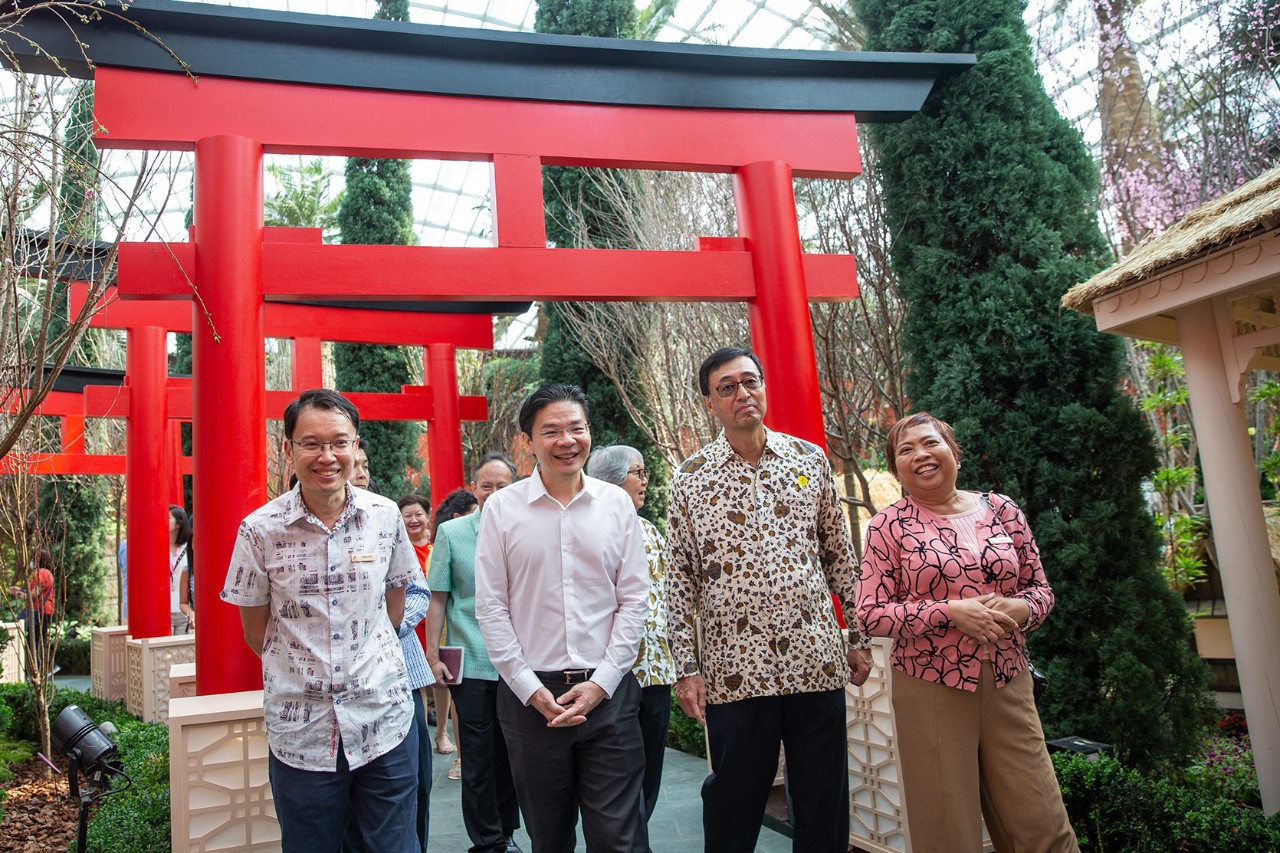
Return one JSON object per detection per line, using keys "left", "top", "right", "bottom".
{"left": 193, "top": 135, "right": 266, "bottom": 695}
{"left": 167, "top": 421, "right": 185, "bottom": 506}
{"left": 125, "top": 325, "right": 169, "bottom": 638}
{"left": 735, "top": 160, "right": 826, "bottom": 448}
{"left": 736, "top": 161, "right": 844, "bottom": 627}
{"left": 427, "top": 343, "right": 464, "bottom": 499}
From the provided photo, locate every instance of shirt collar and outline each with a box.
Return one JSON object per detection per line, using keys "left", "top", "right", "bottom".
{"left": 525, "top": 467, "right": 606, "bottom": 506}
{"left": 286, "top": 483, "right": 360, "bottom": 531}
{"left": 704, "top": 427, "right": 786, "bottom": 466}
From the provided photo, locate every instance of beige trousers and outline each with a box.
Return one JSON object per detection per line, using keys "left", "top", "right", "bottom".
{"left": 892, "top": 665, "right": 1079, "bottom": 853}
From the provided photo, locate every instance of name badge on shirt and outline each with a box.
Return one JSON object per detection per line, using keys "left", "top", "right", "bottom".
{"left": 352, "top": 553, "right": 377, "bottom": 563}
{"left": 988, "top": 536, "right": 1014, "bottom": 546}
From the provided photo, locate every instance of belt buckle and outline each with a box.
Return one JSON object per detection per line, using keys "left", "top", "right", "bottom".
{"left": 564, "top": 669, "right": 589, "bottom": 685}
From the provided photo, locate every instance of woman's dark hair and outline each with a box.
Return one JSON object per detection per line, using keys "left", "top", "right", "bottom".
{"left": 517, "top": 384, "right": 589, "bottom": 435}
{"left": 169, "top": 504, "right": 192, "bottom": 547}
{"left": 698, "top": 347, "right": 763, "bottom": 396}
{"left": 431, "top": 488, "right": 478, "bottom": 543}
{"left": 884, "top": 412, "right": 964, "bottom": 478}
{"left": 34, "top": 548, "right": 53, "bottom": 570}
{"left": 397, "top": 493, "right": 431, "bottom": 515}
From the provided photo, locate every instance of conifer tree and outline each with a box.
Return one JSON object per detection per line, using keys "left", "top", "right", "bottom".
{"left": 855, "top": 0, "right": 1211, "bottom": 770}
{"left": 534, "top": 0, "right": 667, "bottom": 524}
{"left": 39, "top": 81, "right": 108, "bottom": 623}
{"left": 333, "top": 0, "right": 421, "bottom": 500}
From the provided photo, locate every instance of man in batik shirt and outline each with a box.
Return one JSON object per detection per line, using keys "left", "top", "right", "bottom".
{"left": 222, "top": 388, "right": 424, "bottom": 853}
{"left": 665, "top": 347, "right": 874, "bottom": 853}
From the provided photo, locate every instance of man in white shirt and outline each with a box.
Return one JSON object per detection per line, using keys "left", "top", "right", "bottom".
{"left": 221, "top": 389, "right": 423, "bottom": 853}
{"left": 475, "top": 383, "right": 650, "bottom": 853}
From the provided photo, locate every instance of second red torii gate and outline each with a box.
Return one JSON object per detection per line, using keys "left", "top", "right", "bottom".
{"left": 71, "top": 279, "right": 494, "bottom": 642}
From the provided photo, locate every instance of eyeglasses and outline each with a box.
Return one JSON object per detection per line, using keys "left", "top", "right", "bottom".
{"left": 290, "top": 439, "right": 357, "bottom": 455}
{"left": 628, "top": 467, "right": 650, "bottom": 481}
{"left": 536, "top": 424, "right": 589, "bottom": 441}
{"left": 714, "top": 376, "right": 764, "bottom": 398}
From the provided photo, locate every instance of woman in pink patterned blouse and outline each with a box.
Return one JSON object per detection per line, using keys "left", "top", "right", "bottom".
{"left": 857, "top": 413, "right": 1078, "bottom": 853}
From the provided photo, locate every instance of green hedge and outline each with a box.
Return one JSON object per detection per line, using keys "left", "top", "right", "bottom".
{"left": 55, "top": 636, "right": 91, "bottom": 675}
{"left": 1055, "top": 753, "right": 1280, "bottom": 852}
{"left": 0, "top": 683, "right": 134, "bottom": 744}
{"left": 667, "top": 692, "right": 706, "bottom": 759}
{"left": 84, "top": 720, "right": 170, "bottom": 853}
{"left": 0, "top": 685, "right": 169, "bottom": 853}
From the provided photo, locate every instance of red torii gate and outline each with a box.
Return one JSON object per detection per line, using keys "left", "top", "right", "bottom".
{"left": 101, "top": 70, "right": 862, "bottom": 695}
{"left": 0, "top": 388, "right": 188, "bottom": 485}
{"left": 69, "top": 278, "right": 494, "bottom": 643}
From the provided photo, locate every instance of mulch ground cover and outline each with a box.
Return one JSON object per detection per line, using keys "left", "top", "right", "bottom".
{"left": 0, "top": 753, "right": 80, "bottom": 853}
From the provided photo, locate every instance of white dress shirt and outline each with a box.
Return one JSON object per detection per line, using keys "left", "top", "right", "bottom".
{"left": 474, "top": 471, "right": 649, "bottom": 705}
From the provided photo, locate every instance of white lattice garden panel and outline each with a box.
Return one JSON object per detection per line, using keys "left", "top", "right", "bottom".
{"left": 847, "top": 639, "right": 908, "bottom": 852}
{"left": 0, "top": 622, "right": 25, "bottom": 683}
{"left": 126, "top": 634, "right": 195, "bottom": 723}
{"left": 91, "top": 626, "right": 129, "bottom": 701}
{"left": 170, "top": 662, "right": 198, "bottom": 701}
{"left": 170, "top": 690, "right": 279, "bottom": 853}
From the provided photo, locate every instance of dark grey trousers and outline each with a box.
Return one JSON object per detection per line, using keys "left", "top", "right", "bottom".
{"left": 497, "top": 673, "right": 648, "bottom": 853}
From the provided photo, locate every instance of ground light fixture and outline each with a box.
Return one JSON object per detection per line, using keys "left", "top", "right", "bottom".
{"left": 50, "top": 704, "right": 131, "bottom": 853}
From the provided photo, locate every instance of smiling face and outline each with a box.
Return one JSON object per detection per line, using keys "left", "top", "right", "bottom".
{"left": 472, "top": 459, "right": 514, "bottom": 510}
{"left": 525, "top": 400, "right": 591, "bottom": 487}
{"left": 400, "top": 501, "right": 430, "bottom": 544}
{"left": 892, "top": 422, "right": 960, "bottom": 500}
{"left": 703, "top": 355, "right": 767, "bottom": 432}
{"left": 284, "top": 405, "right": 357, "bottom": 507}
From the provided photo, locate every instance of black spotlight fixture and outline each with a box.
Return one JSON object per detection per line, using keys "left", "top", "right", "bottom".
{"left": 50, "top": 705, "right": 130, "bottom": 853}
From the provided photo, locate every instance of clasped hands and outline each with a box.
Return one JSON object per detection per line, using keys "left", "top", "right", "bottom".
{"left": 949, "top": 592, "right": 1028, "bottom": 645}
{"left": 529, "top": 681, "right": 607, "bottom": 728}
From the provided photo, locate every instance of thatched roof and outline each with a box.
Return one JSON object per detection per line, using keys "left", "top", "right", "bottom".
{"left": 1063, "top": 167, "right": 1280, "bottom": 313}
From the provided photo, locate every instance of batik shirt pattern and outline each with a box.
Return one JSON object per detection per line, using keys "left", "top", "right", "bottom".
{"left": 632, "top": 518, "right": 676, "bottom": 688}
{"left": 222, "top": 485, "right": 422, "bottom": 771}
{"left": 664, "top": 429, "right": 868, "bottom": 705}
{"left": 856, "top": 492, "right": 1054, "bottom": 691}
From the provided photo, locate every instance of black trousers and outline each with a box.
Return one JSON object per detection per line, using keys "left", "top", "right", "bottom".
{"left": 450, "top": 678, "right": 521, "bottom": 853}
{"left": 497, "top": 673, "right": 648, "bottom": 853}
{"left": 636, "top": 684, "right": 671, "bottom": 822}
{"left": 703, "top": 689, "right": 848, "bottom": 853}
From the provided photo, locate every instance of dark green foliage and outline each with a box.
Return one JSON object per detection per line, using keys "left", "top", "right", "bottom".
{"left": 55, "top": 635, "right": 91, "bottom": 674}
{"left": 855, "top": 0, "right": 1212, "bottom": 770}
{"left": 84, "top": 720, "right": 171, "bottom": 853}
{"left": 535, "top": 0, "right": 637, "bottom": 252}
{"left": 0, "top": 683, "right": 133, "bottom": 743}
{"left": 37, "top": 478, "right": 109, "bottom": 624}
{"left": 0, "top": 703, "right": 13, "bottom": 740}
{"left": 331, "top": 0, "right": 421, "bottom": 500}
{"left": 1054, "top": 753, "right": 1280, "bottom": 851}
{"left": 36, "top": 81, "right": 110, "bottom": 626}
{"left": 0, "top": 686, "right": 167, "bottom": 851}
{"left": 534, "top": 0, "right": 667, "bottom": 525}
{"left": 666, "top": 693, "right": 706, "bottom": 758}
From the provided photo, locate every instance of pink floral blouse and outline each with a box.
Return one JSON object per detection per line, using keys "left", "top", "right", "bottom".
{"left": 856, "top": 491, "right": 1054, "bottom": 691}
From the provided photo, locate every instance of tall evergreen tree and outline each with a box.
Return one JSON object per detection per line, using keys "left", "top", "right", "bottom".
{"left": 39, "top": 81, "right": 108, "bottom": 623}
{"left": 855, "top": 0, "right": 1211, "bottom": 770}
{"left": 534, "top": 0, "right": 667, "bottom": 524}
{"left": 333, "top": 0, "right": 421, "bottom": 500}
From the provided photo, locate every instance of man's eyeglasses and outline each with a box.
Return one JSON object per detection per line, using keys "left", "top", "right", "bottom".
{"left": 628, "top": 467, "right": 650, "bottom": 481}
{"left": 537, "top": 424, "right": 589, "bottom": 441}
{"left": 291, "top": 439, "right": 357, "bottom": 455}
{"left": 714, "top": 376, "right": 764, "bottom": 398}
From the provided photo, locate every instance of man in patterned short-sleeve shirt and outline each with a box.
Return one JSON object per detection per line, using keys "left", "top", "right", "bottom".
{"left": 221, "top": 389, "right": 425, "bottom": 853}
{"left": 665, "top": 347, "right": 874, "bottom": 853}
